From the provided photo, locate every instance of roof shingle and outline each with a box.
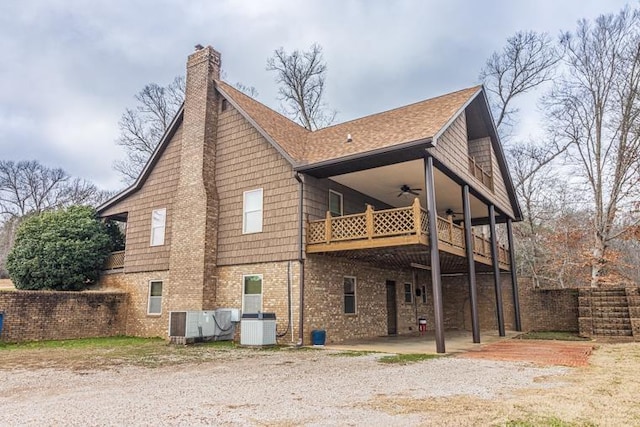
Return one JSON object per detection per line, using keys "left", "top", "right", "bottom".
{"left": 217, "top": 81, "right": 482, "bottom": 165}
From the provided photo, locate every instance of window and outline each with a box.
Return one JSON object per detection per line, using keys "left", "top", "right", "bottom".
{"left": 221, "top": 98, "right": 229, "bottom": 112}
{"left": 343, "top": 276, "right": 356, "bottom": 314}
{"left": 150, "top": 208, "right": 166, "bottom": 246}
{"left": 243, "top": 275, "right": 263, "bottom": 313}
{"left": 329, "top": 190, "right": 343, "bottom": 216}
{"left": 404, "top": 283, "right": 413, "bottom": 303}
{"left": 422, "top": 285, "right": 427, "bottom": 304}
{"left": 243, "top": 189, "right": 263, "bottom": 234}
{"left": 148, "top": 281, "right": 163, "bottom": 315}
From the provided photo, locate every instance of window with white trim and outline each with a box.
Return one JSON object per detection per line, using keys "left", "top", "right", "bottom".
{"left": 404, "top": 283, "right": 413, "bottom": 303}
{"left": 329, "top": 190, "right": 343, "bottom": 216}
{"left": 243, "top": 275, "right": 263, "bottom": 313}
{"left": 243, "top": 189, "right": 263, "bottom": 234}
{"left": 343, "top": 276, "right": 356, "bottom": 314}
{"left": 147, "top": 280, "right": 163, "bottom": 315}
{"left": 150, "top": 208, "right": 166, "bottom": 246}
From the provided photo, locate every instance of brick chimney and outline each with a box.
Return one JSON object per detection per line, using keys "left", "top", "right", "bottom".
{"left": 168, "top": 45, "right": 221, "bottom": 311}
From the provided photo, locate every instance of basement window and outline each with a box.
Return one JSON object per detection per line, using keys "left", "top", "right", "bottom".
{"left": 147, "top": 281, "right": 163, "bottom": 315}
{"left": 344, "top": 276, "right": 356, "bottom": 314}
{"left": 404, "top": 283, "right": 413, "bottom": 303}
{"left": 243, "top": 275, "right": 263, "bottom": 314}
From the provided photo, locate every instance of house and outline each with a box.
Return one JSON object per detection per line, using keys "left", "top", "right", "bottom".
{"left": 98, "top": 45, "right": 522, "bottom": 353}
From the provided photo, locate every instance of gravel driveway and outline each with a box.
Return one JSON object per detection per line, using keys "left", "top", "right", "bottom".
{"left": 0, "top": 349, "right": 568, "bottom": 426}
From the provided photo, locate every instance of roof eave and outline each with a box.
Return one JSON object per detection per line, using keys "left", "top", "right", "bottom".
{"left": 476, "top": 87, "right": 523, "bottom": 221}
{"left": 295, "top": 137, "right": 434, "bottom": 178}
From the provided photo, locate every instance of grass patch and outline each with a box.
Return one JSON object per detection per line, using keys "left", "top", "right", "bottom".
{"left": 196, "top": 339, "right": 238, "bottom": 349}
{"left": 515, "top": 331, "right": 591, "bottom": 341}
{"left": 378, "top": 353, "right": 438, "bottom": 364}
{"left": 506, "top": 416, "right": 596, "bottom": 426}
{"left": 0, "top": 336, "right": 161, "bottom": 350}
{"left": 330, "top": 350, "right": 379, "bottom": 357}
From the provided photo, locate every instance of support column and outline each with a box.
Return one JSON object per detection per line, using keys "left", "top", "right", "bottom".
{"left": 424, "top": 155, "right": 445, "bottom": 353}
{"left": 507, "top": 218, "right": 522, "bottom": 331}
{"left": 462, "top": 185, "right": 480, "bottom": 343}
{"left": 488, "top": 205, "right": 505, "bottom": 336}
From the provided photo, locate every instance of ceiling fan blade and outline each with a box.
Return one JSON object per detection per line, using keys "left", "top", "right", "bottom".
{"left": 397, "top": 192, "right": 403, "bottom": 197}
{"left": 408, "top": 190, "right": 419, "bottom": 196}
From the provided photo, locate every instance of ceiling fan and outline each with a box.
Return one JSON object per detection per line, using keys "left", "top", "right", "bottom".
{"left": 397, "top": 184, "right": 422, "bottom": 197}
{"left": 445, "top": 208, "right": 464, "bottom": 217}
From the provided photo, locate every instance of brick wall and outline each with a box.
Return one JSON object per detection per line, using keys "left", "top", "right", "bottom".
{"left": 167, "top": 46, "right": 221, "bottom": 312}
{"left": 216, "top": 261, "right": 301, "bottom": 345}
{"left": 100, "top": 271, "right": 170, "bottom": 337}
{"left": 305, "top": 255, "right": 429, "bottom": 344}
{"left": 0, "top": 290, "right": 126, "bottom": 343}
{"left": 518, "top": 280, "right": 578, "bottom": 332}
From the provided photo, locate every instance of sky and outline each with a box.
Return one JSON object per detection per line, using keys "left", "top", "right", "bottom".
{"left": 0, "top": 0, "right": 632, "bottom": 191}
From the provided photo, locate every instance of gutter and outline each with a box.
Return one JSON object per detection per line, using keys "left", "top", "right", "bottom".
{"left": 294, "top": 172, "right": 305, "bottom": 346}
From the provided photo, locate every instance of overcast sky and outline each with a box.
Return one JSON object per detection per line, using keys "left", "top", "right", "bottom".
{"left": 0, "top": 0, "right": 631, "bottom": 191}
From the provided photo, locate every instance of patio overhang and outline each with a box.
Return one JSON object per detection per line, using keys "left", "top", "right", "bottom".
{"left": 294, "top": 138, "right": 433, "bottom": 178}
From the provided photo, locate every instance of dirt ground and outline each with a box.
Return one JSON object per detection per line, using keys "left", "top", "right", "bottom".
{"left": 0, "top": 339, "right": 639, "bottom": 426}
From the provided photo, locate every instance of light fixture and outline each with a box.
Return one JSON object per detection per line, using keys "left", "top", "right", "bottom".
{"left": 346, "top": 133, "right": 352, "bottom": 143}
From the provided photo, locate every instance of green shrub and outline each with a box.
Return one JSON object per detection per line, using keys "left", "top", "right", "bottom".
{"left": 6, "top": 206, "right": 111, "bottom": 291}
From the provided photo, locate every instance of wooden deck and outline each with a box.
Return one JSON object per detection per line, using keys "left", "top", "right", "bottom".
{"left": 307, "top": 198, "right": 510, "bottom": 271}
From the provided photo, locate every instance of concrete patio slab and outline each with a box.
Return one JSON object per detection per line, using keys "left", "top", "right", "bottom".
{"left": 323, "top": 330, "right": 521, "bottom": 355}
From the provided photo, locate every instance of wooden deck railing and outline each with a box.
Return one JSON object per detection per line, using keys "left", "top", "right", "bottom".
{"left": 103, "top": 250, "right": 125, "bottom": 270}
{"left": 307, "top": 198, "right": 509, "bottom": 266}
{"left": 468, "top": 156, "right": 494, "bottom": 191}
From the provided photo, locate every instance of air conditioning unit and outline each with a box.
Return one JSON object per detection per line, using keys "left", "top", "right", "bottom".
{"left": 240, "top": 313, "right": 277, "bottom": 346}
{"left": 169, "top": 309, "right": 239, "bottom": 342}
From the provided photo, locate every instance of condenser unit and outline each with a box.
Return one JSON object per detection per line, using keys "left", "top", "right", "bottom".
{"left": 169, "top": 309, "right": 239, "bottom": 342}
{"left": 240, "top": 313, "right": 277, "bottom": 346}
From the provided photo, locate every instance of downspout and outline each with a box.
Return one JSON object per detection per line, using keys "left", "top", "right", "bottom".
{"left": 294, "top": 172, "right": 305, "bottom": 346}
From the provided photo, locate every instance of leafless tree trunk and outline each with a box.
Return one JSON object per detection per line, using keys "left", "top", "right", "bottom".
{"left": 545, "top": 6, "right": 640, "bottom": 287}
{"left": 267, "top": 44, "right": 336, "bottom": 130}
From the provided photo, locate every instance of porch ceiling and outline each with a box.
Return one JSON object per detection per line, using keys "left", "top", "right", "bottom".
{"left": 331, "top": 159, "right": 489, "bottom": 220}
{"left": 315, "top": 245, "right": 503, "bottom": 274}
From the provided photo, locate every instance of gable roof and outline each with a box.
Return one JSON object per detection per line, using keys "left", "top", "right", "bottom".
{"left": 99, "top": 80, "right": 520, "bottom": 220}
{"left": 218, "top": 82, "right": 482, "bottom": 165}
{"left": 303, "top": 86, "right": 481, "bottom": 164}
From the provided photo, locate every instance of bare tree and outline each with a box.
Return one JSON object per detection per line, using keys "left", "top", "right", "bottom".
{"left": 480, "top": 31, "right": 561, "bottom": 133}
{"left": 0, "top": 160, "right": 109, "bottom": 220}
{"left": 114, "top": 76, "right": 185, "bottom": 183}
{"left": 115, "top": 75, "right": 259, "bottom": 183}
{"left": 545, "top": 6, "right": 640, "bottom": 286}
{"left": 267, "top": 44, "right": 336, "bottom": 130}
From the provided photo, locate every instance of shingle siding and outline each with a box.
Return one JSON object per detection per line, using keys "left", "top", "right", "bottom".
{"left": 215, "top": 105, "right": 299, "bottom": 265}
{"left": 428, "top": 112, "right": 515, "bottom": 218}
{"left": 100, "top": 125, "right": 182, "bottom": 273}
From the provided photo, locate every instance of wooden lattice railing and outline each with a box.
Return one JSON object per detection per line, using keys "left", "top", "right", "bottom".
{"left": 307, "top": 198, "right": 509, "bottom": 266}
{"left": 468, "top": 156, "right": 494, "bottom": 191}
{"left": 103, "top": 250, "right": 125, "bottom": 270}
{"left": 307, "top": 199, "right": 425, "bottom": 244}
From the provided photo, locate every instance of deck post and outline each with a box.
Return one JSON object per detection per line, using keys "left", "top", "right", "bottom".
{"left": 462, "top": 185, "right": 480, "bottom": 343}
{"left": 507, "top": 218, "right": 522, "bottom": 331}
{"left": 424, "top": 154, "right": 445, "bottom": 353}
{"left": 488, "top": 204, "right": 505, "bottom": 337}
{"left": 412, "top": 197, "right": 422, "bottom": 235}
{"left": 366, "top": 204, "right": 374, "bottom": 239}
{"left": 325, "top": 211, "right": 332, "bottom": 244}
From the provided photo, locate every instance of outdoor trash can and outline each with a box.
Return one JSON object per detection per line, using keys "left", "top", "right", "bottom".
{"left": 311, "top": 329, "right": 326, "bottom": 346}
